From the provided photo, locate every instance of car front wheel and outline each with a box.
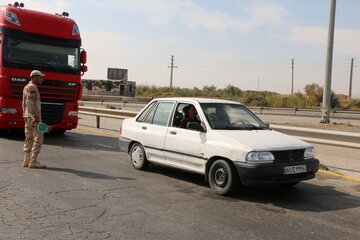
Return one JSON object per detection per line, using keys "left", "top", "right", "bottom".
{"left": 208, "top": 159, "right": 239, "bottom": 195}
{"left": 130, "top": 143, "right": 149, "bottom": 170}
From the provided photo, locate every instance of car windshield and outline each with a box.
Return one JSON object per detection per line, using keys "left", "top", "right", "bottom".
{"left": 200, "top": 103, "right": 269, "bottom": 130}
{"left": 3, "top": 37, "right": 80, "bottom": 74}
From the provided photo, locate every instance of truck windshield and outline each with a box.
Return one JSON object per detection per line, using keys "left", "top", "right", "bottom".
{"left": 3, "top": 37, "right": 80, "bottom": 74}
{"left": 201, "top": 103, "right": 269, "bottom": 130}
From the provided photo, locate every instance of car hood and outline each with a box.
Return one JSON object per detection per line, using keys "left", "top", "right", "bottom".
{"left": 210, "top": 129, "right": 311, "bottom": 151}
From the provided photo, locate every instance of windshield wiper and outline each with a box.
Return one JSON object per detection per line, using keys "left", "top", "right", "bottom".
{"left": 33, "top": 62, "right": 55, "bottom": 70}
{"left": 9, "top": 59, "right": 35, "bottom": 67}
{"left": 246, "top": 125, "right": 267, "bottom": 130}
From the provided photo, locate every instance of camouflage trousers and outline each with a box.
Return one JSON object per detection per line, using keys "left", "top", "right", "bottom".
{"left": 23, "top": 118, "right": 44, "bottom": 162}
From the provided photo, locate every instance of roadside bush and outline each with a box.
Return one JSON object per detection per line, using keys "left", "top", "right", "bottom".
{"left": 134, "top": 84, "right": 353, "bottom": 109}
{"left": 342, "top": 99, "right": 360, "bottom": 110}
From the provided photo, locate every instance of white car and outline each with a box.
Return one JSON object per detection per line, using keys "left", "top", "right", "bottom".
{"left": 119, "top": 98, "right": 319, "bottom": 195}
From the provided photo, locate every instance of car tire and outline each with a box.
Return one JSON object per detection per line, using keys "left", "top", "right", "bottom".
{"left": 130, "top": 143, "right": 149, "bottom": 170}
{"left": 208, "top": 159, "right": 239, "bottom": 195}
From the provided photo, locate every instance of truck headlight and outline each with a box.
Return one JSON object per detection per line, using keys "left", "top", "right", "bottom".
{"left": 246, "top": 151, "right": 274, "bottom": 163}
{"left": 304, "top": 147, "right": 315, "bottom": 159}
{"left": 1, "top": 108, "right": 17, "bottom": 114}
{"left": 68, "top": 111, "right": 78, "bottom": 116}
{"left": 5, "top": 11, "right": 20, "bottom": 26}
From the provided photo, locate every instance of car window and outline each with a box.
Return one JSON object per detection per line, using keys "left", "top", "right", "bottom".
{"left": 171, "top": 103, "right": 188, "bottom": 127}
{"left": 143, "top": 102, "right": 174, "bottom": 126}
{"left": 136, "top": 101, "right": 157, "bottom": 122}
{"left": 153, "top": 102, "right": 174, "bottom": 126}
{"left": 143, "top": 105, "right": 157, "bottom": 124}
{"left": 201, "top": 103, "right": 268, "bottom": 130}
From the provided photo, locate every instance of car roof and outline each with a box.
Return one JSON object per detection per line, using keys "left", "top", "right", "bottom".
{"left": 150, "top": 97, "right": 243, "bottom": 105}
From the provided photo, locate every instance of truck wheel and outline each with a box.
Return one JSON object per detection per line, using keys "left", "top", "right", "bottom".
{"left": 52, "top": 129, "right": 66, "bottom": 135}
{"left": 208, "top": 159, "right": 239, "bottom": 195}
{"left": 130, "top": 143, "right": 149, "bottom": 170}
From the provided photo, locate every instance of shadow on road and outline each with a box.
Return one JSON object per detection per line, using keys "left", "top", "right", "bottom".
{"left": 232, "top": 182, "right": 360, "bottom": 213}
{"left": 148, "top": 164, "right": 208, "bottom": 188}
{"left": 45, "top": 167, "right": 135, "bottom": 181}
{"left": 0, "top": 130, "right": 119, "bottom": 152}
{"left": 146, "top": 164, "right": 360, "bottom": 213}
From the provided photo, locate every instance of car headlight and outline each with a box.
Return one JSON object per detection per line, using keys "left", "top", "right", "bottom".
{"left": 304, "top": 147, "right": 315, "bottom": 159}
{"left": 246, "top": 151, "right": 274, "bottom": 163}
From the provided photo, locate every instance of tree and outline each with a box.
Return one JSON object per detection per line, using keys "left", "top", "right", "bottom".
{"left": 303, "top": 83, "right": 340, "bottom": 108}
{"left": 223, "top": 85, "right": 242, "bottom": 97}
{"left": 304, "top": 83, "right": 323, "bottom": 106}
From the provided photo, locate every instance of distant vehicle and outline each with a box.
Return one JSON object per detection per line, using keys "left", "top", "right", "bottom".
{"left": 119, "top": 98, "right": 319, "bottom": 195}
{"left": 0, "top": 3, "right": 88, "bottom": 133}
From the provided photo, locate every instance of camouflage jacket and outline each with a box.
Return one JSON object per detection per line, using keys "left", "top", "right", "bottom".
{"left": 22, "top": 81, "right": 41, "bottom": 122}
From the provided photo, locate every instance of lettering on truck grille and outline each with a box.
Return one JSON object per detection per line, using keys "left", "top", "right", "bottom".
{"left": 10, "top": 77, "right": 78, "bottom": 100}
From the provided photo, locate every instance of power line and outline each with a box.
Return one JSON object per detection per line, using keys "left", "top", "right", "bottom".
{"left": 168, "top": 55, "right": 177, "bottom": 89}
{"left": 348, "top": 58, "right": 354, "bottom": 101}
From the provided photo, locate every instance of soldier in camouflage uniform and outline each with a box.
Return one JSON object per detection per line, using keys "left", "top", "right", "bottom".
{"left": 22, "top": 70, "right": 46, "bottom": 168}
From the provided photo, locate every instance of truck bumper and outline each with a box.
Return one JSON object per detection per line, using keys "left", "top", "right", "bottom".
{"left": 0, "top": 116, "right": 25, "bottom": 129}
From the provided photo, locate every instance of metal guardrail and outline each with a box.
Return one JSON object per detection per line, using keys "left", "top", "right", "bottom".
{"left": 249, "top": 106, "right": 360, "bottom": 116}
{"left": 78, "top": 106, "right": 360, "bottom": 148}
{"left": 81, "top": 94, "right": 360, "bottom": 120}
{"left": 79, "top": 106, "right": 137, "bottom": 128}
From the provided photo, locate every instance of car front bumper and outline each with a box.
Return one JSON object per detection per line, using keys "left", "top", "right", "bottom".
{"left": 118, "top": 137, "right": 131, "bottom": 153}
{"left": 234, "top": 158, "right": 320, "bottom": 185}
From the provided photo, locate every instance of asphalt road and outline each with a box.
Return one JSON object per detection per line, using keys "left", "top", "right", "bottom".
{"left": 0, "top": 127, "right": 359, "bottom": 240}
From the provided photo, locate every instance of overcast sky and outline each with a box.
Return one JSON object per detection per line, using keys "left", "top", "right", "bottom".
{"left": 20, "top": 0, "right": 360, "bottom": 97}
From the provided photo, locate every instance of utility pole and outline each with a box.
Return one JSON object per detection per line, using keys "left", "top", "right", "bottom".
{"left": 321, "top": 0, "right": 336, "bottom": 124}
{"left": 348, "top": 58, "right": 354, "bottom": 101}
{"left": 168, "top": 55, "right": 177, "bottom": 90}
{"left": 291, "top": 58, "right": 294, "bottom": 95}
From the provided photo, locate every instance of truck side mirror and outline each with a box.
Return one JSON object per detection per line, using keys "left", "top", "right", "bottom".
{"left": 80, "top": 49, "right": 87, "bottom": 64}
{"left": 81, "top": 65, "right": 88, "bottom": 73}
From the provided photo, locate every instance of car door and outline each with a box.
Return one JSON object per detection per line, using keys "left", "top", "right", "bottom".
{"left": 164, "top": 102, "right": 206, "bottom": 174}
{"left": 136, "top": 101, "right": 174, "bottom": 164}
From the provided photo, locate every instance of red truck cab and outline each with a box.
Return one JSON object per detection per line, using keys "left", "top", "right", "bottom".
{"left": 0, "top": 3, "right": 87, "bottom": 133}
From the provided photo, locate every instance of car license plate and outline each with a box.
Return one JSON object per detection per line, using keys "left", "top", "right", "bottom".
{"left": 284, "top": 165, "right": 307, "bottom": 175}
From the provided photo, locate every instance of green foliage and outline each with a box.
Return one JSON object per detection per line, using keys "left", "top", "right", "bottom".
{"left": 303, "top": 83, "right": 340, "bottom": 108}
{"left": 135, "top": 84, "right": 358, "bottom": 110}
{"left": 342, "top": 99, "right": 360, "bottom": 110}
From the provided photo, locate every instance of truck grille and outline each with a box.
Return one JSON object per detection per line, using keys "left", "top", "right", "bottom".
{"left": 271, "top": 149, "right": 305, "bottom": 162}
{"left": 10, "top": 77, "right": 78, "bottom": 100}
{"left": 41, "top": 101, "right": 65, "bottom": 125}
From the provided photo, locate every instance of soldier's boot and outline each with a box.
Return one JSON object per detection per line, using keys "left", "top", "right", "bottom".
{"left": 23, "top": 153, "right": 30, "bottom": 167}
{"left": 28, "top": 153, "right": 46, "bottom": 169}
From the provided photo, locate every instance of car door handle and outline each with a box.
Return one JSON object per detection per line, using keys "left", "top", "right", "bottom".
{"left": 141, "top": 126, "right": 147, "bottom": 130}
{"left": 169, "top": 131, "right": 177, "bottom": 135}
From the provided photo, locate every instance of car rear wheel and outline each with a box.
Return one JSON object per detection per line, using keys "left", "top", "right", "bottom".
{"left": 130, "top": 143, "right": 149, "bottom": 170}
{"left": 208, "top": 159, "right": 239, "bottom": 195}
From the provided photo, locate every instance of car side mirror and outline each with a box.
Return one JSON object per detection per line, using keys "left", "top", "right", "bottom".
{"left": 187, "top": 122, "right": 206, "bottom": 132}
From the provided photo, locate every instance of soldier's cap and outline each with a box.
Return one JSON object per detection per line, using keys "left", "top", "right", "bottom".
{"left": 30, "top": 70, "right": 45, "bottom": 77}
